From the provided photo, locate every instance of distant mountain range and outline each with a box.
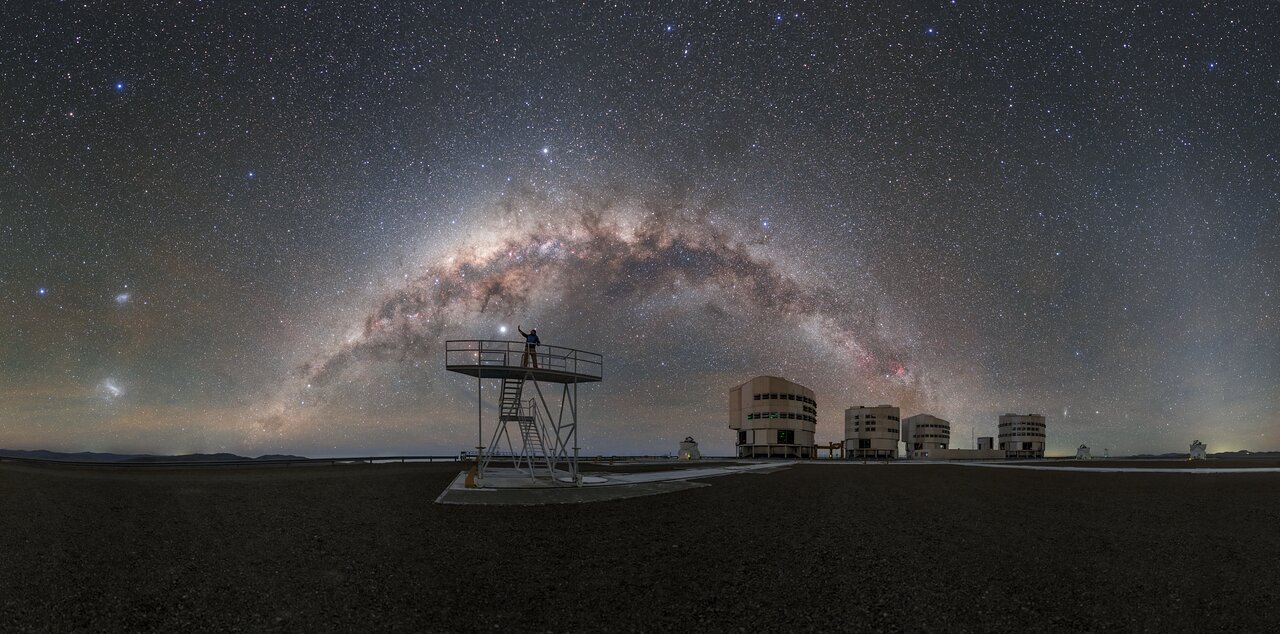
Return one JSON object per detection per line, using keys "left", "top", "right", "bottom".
{"left": 0, "top": 449, "right": 307, "bottom": 463}
{"left": 1125, "top": 450, "right": 1280, "bottom": 459}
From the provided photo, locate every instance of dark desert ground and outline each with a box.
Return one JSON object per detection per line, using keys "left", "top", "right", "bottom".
{"left": 2, "top": 460, "right": 1278, "bottom": 632}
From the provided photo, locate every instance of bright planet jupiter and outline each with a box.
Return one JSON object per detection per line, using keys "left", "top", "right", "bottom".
{"left": 2, "top": 2, "right": 1276, "bottom": 457}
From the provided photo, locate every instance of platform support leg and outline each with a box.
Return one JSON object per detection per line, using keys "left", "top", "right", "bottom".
{"left": 571, "top": 381, "right": 581, "bottom": 485}
{"left": 475, "top": 373, "right": 483, "bottom": 485}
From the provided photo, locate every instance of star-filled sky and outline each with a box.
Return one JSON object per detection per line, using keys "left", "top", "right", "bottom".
{"left": 2, "top": 2, "right": 1277, "bottom": 457}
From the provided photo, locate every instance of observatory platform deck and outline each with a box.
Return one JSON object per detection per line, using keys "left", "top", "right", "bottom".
{"left": 444, "top": 339, "right": 602, "bottom": 383}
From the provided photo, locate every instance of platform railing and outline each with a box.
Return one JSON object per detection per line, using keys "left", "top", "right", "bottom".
{"left": 444, "top": 339, "right": 603, "bottom": 380}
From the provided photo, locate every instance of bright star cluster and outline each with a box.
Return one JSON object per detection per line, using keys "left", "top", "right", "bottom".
{"left": 1, "top": 2, "right": 1275, "bottom": 457}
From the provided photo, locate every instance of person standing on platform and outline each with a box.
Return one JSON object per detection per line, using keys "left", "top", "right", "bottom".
{"left": 518, "top": 325, "right": 540, "bottom": 368}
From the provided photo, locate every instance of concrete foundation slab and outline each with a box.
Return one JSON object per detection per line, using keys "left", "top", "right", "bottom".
{"left": 435, "top": 461, "right": 792, "bottom": 505}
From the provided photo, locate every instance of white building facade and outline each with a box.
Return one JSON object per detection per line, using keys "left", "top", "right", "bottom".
{"left": 1189, "top": 440, "right": 1207, "bottom": 460}
{"left": 998, "top": 414, "right": 1047, "bottom": 458}
{"left": 679, "top": 437, "right": 701, "bottom": 460}
{"left": 729, "top": 376, "right": 817, "bottom": 458}
{"left": 844, "top": 405, "right": 900, "bottom": 459}
{"left": 903, "top": 414, "right": 951, "bottom": 458}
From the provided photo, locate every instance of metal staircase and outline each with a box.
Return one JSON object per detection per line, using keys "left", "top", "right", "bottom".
{"left": 495, "top": 375, "right": 552, "bottom": 478}
{"left": 498, "top": 377, "right": 526, "bottom": 422}
{"left": 517, "top": 413, "right": 547, "bottom": 473}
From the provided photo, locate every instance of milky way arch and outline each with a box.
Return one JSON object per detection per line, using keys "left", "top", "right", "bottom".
{"left": 255, "top": 187, "right": 927, "bottom": 438}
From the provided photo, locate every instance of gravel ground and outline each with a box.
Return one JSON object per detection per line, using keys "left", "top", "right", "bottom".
{"left": 2, "top": 461, "right": 1277, "bottom": 632}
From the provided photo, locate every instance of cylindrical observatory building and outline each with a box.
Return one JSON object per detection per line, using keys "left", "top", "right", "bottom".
{"left": 998, "top": 413, "right": 1047, "bottom": 458}
{"left": 903, "top": 414, "right": 951, "bottom": 458}
{"left": 729, "top": 376, "right": 817, "bottom": 458}
{"left": 844, "top": 405, "right": 900, "bottom": 459}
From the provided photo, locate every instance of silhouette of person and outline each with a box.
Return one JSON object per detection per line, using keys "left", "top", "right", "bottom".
{"left": 518, "top": 325, "right": 540, "bottom": 368}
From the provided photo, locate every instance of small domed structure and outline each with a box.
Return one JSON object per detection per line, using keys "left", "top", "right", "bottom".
{"left": 1076, "top": 444, "right": 1091, "bottom": 460}
{"left": 1189, "top": 440, "right": 1207, "bottom": 460}
{"left": 678, "top": 437, "right": 701, "bottom": 460}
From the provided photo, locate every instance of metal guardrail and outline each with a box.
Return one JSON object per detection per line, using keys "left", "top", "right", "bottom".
{"left": 0, "top": 455, "right": 462, "bottom": 468}
{"left": 444, "top": 339, "right": 603, "bottom": 380}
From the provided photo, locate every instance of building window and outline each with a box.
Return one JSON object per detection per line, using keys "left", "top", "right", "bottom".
{"left": 738, "top": 431, "right": 746, "bottom": 445}
{"left": 778, "top": 429, "right": 795, "bottom": 444}
{"left": 859, "top": 439, "right": 871, "bottom": 449}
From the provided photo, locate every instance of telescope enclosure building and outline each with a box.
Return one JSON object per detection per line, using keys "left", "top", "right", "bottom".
{"left": 729, "top": 376, "right": 817, "bottom": 459}
{"left": 844, "top": 405, "right": 901, "bottom": 459}
{"left": 903, "top": 414, "right": 951, "bottom": 458}
{"left": 998, "top": 413, "right": 1047, "bottom": 458}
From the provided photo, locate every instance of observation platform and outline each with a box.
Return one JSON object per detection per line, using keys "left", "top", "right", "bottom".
{"left": 444, "top": 340, "right": 603, "bottom": 383}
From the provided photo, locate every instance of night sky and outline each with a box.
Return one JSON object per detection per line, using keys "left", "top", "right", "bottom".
{"left": 3, "top": 2, "right": 1276, "bottom": 457}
